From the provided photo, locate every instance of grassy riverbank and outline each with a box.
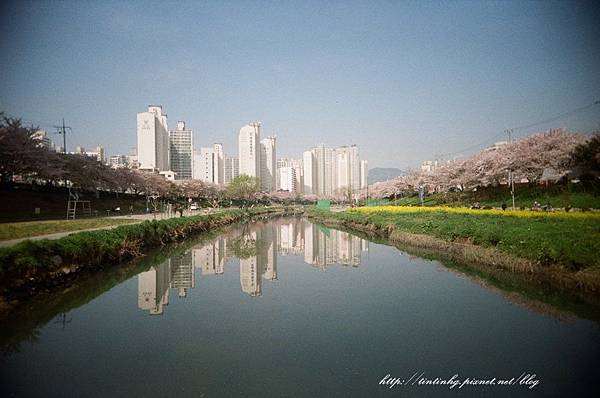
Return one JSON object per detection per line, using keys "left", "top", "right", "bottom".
{"left": 0, "top": 207, "right": 300, "bottom": 304}
{"left": 0, "top": 218, "right": 138, "bottom": 241}
{"left": 307, "top": 206, "right": 600, "bottom": 291}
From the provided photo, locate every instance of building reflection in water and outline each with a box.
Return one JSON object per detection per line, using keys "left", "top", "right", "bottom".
{"left": 137, "top": 219, "right": 368, "bottom": 314}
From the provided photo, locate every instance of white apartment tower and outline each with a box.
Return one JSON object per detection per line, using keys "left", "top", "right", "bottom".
{"left": 194, "top": 148, "right": 213, "bottom": 183}
{"left": 335, "top": 145, "right": 360, "bottom": 194}
{"left": 137, "top": 105, "right": 169, "bottom": 171}
{"left": 336, "top": 148, "right": 351, "bottom": 194}
{"left": 279, "top": 167, "right": 296, "bottom": 192}
{"left": 313, "top": 144, "right": 337, "bottom": 196}
{"left": 303, "top": 151, "right": 316, "bottom": 195}
{"left": 169, "top": 121, "right": 193, "bottom": 180}
{"left": 238, "top": 123, "right": 261, "bottom": 178}
{"left": 360, "top": 160, "right": 368, "bottom": 189}
{"left": 260, "top": 136, "right": 277, "bottom": 192}
{"left": 193, "top": 144, "right": 224, "bottom": 185}
{"left": 277, "top": 158, "right": 303, "bottom": 194}
{"left": 224, "top": 154, "right": 239, "bottom": 184}
{"left": 348, "top": 145, "right": 360, "bottom": 190}
{"left": 212, "top": 143, "right": 224, "bottom": 185}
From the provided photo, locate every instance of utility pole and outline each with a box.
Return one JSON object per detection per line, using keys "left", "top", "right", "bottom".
{"left": 53, "top": 118, "right": 72, "bottom": 153}
{"left": 504, "top": 128, "right": 515, "bottom": 210}
{"left": 62, "top": 118, "right": 66, "bottom": 153}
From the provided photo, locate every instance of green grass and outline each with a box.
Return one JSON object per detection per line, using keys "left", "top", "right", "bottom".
{"left": 390, "top": 185, "right": 600, "bottom": 209}
{"left": 308, "top": 207, "right": 600, "bottom": 271}
{"left": 0, "top": 218, "right": 139, "bottom": 241}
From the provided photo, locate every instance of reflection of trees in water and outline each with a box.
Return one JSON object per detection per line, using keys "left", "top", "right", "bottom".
{"left": 229, "top": 236, "right": 258, "bottom": 259}
{"left": 229, "top": 226, "right": 265, "bottom": 259}
{"left": 2, "top": 311, "right": 72, "bottom": 355}
{"left": 1, "top": 328, "right": 40, "bottom": 356}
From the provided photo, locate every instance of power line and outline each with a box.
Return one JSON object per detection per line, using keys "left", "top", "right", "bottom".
{"left": 511, "top": 100, "right": 600, "bottom": 133}
{"left": 436, "top": 131, "right": 506, "bottom": 159}
{"left": 436, "top": 99, "right": 600, "bottom": 159}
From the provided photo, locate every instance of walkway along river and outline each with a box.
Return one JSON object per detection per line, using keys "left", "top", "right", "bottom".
{"left": 1, "top": 217, "right": 599, "bottom": 397}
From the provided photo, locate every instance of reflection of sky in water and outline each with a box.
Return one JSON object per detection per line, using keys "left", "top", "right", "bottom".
{"left": 138, "top": 219, "right": 369, "bottom": 314}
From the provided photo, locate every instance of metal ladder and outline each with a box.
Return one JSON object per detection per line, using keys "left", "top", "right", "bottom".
{"left": 66, "top": 189, "right": 79, "bottom": 220}
{"left": 66, "top": 200, "right": 77, "bottom": 220}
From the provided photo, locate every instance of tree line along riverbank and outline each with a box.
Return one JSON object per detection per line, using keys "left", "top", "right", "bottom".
{"left": 307, "top": 207, "right": 600, "bottom": 293}
{"left": 0, "top": 207, "right": 302, "bottom": 311}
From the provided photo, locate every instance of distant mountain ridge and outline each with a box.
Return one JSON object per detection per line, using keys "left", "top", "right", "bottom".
{"left": 368, "top": 167, "right": 405, "bottom": 184}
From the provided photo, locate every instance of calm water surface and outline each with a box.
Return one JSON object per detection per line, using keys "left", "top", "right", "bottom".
{"left": 1, "top": 218, "right": 599, "bottom": 397}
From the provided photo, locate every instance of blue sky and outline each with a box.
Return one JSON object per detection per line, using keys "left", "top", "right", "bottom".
{"left": 1, "top": 0, "right": 599, "bottom": 168}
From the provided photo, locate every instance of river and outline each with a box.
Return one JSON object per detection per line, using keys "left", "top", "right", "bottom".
{"left": 1, "top": 217, "right": 599, "bottom": 397}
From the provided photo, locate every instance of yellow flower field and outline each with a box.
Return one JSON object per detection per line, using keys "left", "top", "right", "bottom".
{"left": 348, "top": 205, "right": 600, "bottom": 220}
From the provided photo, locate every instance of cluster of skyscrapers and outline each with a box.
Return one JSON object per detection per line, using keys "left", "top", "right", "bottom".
{"left": 302, "top": 144, "right": 368, "bottom": 196}
{"left": 135, "top": 105, "right": 237, "bottom": 183}
{"left": 134, "top": 104, "right": 368, "bottom": 197}
{"left": 137, "top": 219, "right": 370, "bottom": 314}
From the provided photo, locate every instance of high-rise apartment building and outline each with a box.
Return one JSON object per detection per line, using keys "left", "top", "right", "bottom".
{"left": 260, "top": 136, "right": 276, "bottom": 192}
{"left": 238, "top": 123, "right": 261, "bottom": 178}
{"left": 137, "top": 105, "right": 169, "bottom": 171}
{"left": 212, "top": 143, "right": 224, "bottom": 185}
{"left": 193, "top": 144, "right": 224, "bottom": 184}
{"left": 335, "top": 145, "right": 360, "bottom": 195}
{"left": 312, "top": 144, "right": 337, "bottom": 196}
{"left": 336, "top": 148, "right": 351, "bottom": 194}
{"left": 277, "top": 158, "right": 303, "bottom": 194}
{"left": 360, "top": 160, "right": 368, "bottom": 189}
{"left": 348, "top": 145, "right": 360, "bottom": 191}
{"left": 169, "top": 121, "right": 193, "bottom": 180}
{"left": 279, "top": 166, "right": 296, "bottom": 192}
{"left": 302, "top": 151, "right": 316, "bottom": 195}
{"left": 305, "top": 144, "right": 364, "bottom": 198}
{"left": 224, "top": 154, "right": 239, "bottom": 184}
{"left": 193, "top": 148, "right": 211, "bottom": 183}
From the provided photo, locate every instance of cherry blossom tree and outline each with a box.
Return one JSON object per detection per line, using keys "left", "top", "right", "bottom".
{"left": 368, "top": 129, "right": 588, "bottom": 198}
